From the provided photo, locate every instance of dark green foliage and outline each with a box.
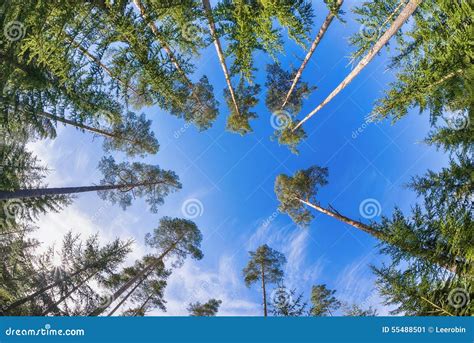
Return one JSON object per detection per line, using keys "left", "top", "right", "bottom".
{"left": 98, "top": 156, "right": 181, "bottom": 212}
{"left": 310, "top": 284, "right": 341, "bottom": 316}
{"left": 225, "top": 82, "right": 260, "bottom": 135}
{"left": 215, "top": 0, "right": 314, "bottom": 82}
{"left": 188, "top": 298, "right": 222, "bottom": 316}
{"left": 274, "top": 166, "right": 329, "bottom": 226}
{"left": 269, "top": 284, "right": 307, "bottom": 317}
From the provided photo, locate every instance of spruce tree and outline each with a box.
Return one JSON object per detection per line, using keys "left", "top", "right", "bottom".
{"left": 310, "top": 284, "right": 341, "bottom": 316}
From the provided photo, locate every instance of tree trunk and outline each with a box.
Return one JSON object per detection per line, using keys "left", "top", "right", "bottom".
{"left": 281, "top": 0, "right": 343, "bottom": 110}
{"left": 0, "top": 180, "right": 169, "bottom": 200}
{"left": 36, "top": 111, "right": 136, "bottom": 144}
{"left": 298, "top": 199, "right": 385, "bottom": 239}
{"left": 297, "top": 198, "right": 460, "bottom": 274}
{"left": 293, "top": 0, "right": 421, "bottom": 131}
{"left": 88, "top": 234, "right": 185, "bottom": 316}
{"left": 2, "top": 243, "right": 130, "bottom": 314}
{"left": 134, "top": 293, "right": 153, "bottom": 316}
{"left": 41, "top": 272, "right": 97, "bottom": 316}
{"left": 261, "top": 264, "right": 267, "bottom": 317}
{"left": 202, "top": 0, "right": 241, "bottom": 117}
{"left": 107, "top": 269, "right": 150, "bottom": 316}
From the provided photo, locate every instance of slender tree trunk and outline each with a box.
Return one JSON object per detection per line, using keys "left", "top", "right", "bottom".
{"left": 36, "top": 111, "right": 136, "bottom": 143}
{"left": 2, "top": 243, "right": 130, "bottom": 314}
{"left": 41, "top": 272, "right": 97, "bottom": 316}
{"left": 107, "top": 270, "right": 150, "bottom": 316}
{"left": 281, "top": 0, "right": 343, "bottom": 110}
{"left": 261, "top": 265, "right": 267, "bottom": 317}
{"left": 293, "top": 0, "right": 421, "bottom": 131}
{"left": 297, "top": 199, "right": 385, "bottom": 239}
{"left": 0, "top": 181, "right": 172, "bottom": 200}
{"left": 134, "top": 293, "right": 153, "bottom": 316}
{"left": 132, "top": 0, "right": 205, "bottom": 109}
{"left": 202, "top": 0, "right": 241, "bottom": 117}
{"left": 297, "top": 198, "right": 460, "bottom": 274}
{"left": 88, "top": 234, "right": 185, "bottom": 316}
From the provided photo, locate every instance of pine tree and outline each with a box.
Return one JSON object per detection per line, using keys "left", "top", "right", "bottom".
{"left": 280, "top": 0, "right": 344, "bottom": 110}
{"left": 243, "top": 244, "right": 286, "bottom": 317}
{"left": 0, "top": 156, "right": 181, "bottom": 213}
{"left": 293, "top": 0, "right": 421, "bottom": 132}
{"left": 274, "top": 166, "right": 466, "bottom": 273}
{"left": 187, "top": 299, "right": 222, "bottom": 316}
{"left": 89, "top": 217, "right": 203, "bottom": 316}
{"left": 225, "top": 81, "right": 260, "bottom": 135}
{"left": 310, "top": 284, "right": 341, "bottom": 316}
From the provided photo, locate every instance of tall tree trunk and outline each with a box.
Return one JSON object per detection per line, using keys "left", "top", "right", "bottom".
{"left": 293, "top": 0, "right": 421, "bottom": 131}
{"left": 134, "top": 293, "right": 153, "bottom": 316}
{"left": 88, "top": 234, "right": 185, "bottom": 316}
{"left": 107, "top": 269, "right": 150, "bottom": 316}
{"left": 281, "top": 0, "right": 343, "bottom": 110}
{"left": 297, "top": 198, "right": 460, "bottom": 274}
{"left": 0, "top": 181, "right": 169, "bottom": 200}
{"left": 41, "top": 272, "right": 97, "bottom": 316}
{"left": 202, "top": 0, "right": 241, "bottom": 117}
{"left": 297, "top": 199, "right": 384, "bottom": 239}
{"left": 2, "top": 243, "right": 130, "bottom": 314}
{"left": 132, "top": 0, "right": 205, "bottom": 109}
{"left": 261, "top": 264, "right": 267, "bottom": 317}
{"left": 36, "top": 111, "right": 136, "bottom": 144}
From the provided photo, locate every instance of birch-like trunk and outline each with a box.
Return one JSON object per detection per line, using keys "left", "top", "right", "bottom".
{"left": 202, "top": 0, "right": 241, "bottom": 117}
{"left": 281, "top": 0, "right": 343, "bottom": 109}
{"left": 293, "top": 0, "right": 421, "bottom": 131}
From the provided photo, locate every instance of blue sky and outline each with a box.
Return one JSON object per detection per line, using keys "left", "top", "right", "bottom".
{"left": 28, "top": 0, "right": 449, "bottom": 316}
